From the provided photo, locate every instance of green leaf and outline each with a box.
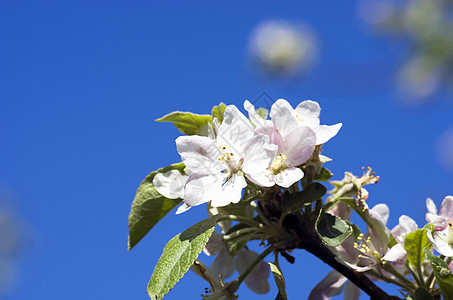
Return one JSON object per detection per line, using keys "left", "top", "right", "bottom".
{"left": 269, "top": 261, "right": 287, "bottom": 300}
{"left": 156, "top": 111, "right": 212, "bottom": 135}
{"left": 255, "top": 107, "right": 269, "bottom": 119}
{"left": 424, "top": 248, "right": 453, "bottom": 300}
{"left": 147, "top": 217, "right": 218, "bottom": 300}
{"left": 128, "top": 162, "right": 185, "bottom": 250}
{"left": 211, "top": 103, "right": 227, "bottom": 123}
{"left": 316, "top": 210, "right": 352, "bottom": 247}
{"left": 314, "top": 167, "right": 333, "bottom": 182}
{"left": 403, "top": 229, "right": 431, "bottom": 270}
{"left": 281, "top": 182, "right": 327, "bottom": 215}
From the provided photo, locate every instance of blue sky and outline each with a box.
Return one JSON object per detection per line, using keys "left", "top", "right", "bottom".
{"left": 1, "top": 1, "right": 453, "bottom": 299}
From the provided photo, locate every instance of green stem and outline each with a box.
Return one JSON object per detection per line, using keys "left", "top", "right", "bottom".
{"left": 383, "top": 262, "right": 417, "bottom": 290}
{"left": 235, "top": 246, "right": 275, "bottom": 286}
{"left": 222, "top": 227, "right": 258, "bottom": 240}
{"left": 250, "top": 201, "right": 274, "bottom": 227}
{"left": 216, "top": 214, "right": 275, "bottom": 236}
{"left": 366, "top": 269, "right": 412, "bottom": 290}
{"left": 407, "top": 264, "right": 424, "bottom": 288}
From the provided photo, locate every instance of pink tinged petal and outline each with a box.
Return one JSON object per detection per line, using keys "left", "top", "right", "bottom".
{"left": 439, "top": 196, "right": 453, "bottom": 219}
{"left": 217, "top": 105, "right": 254, "bottom": 156}
{"left": 344, "top": 281, "right": 361, "bottom": 300}
{"left": 426, "top": 197, "right": 438, "bottom": 215}
{"left": 243, "top": 100, "right": 268, "bottom": 128}
{"left": 255, "top": 123, "right": 285, "bottom": 151}
{"left": 176, "top": 136, "right": 222, "bottom": 174}
{"left": 283, "top": 126, "right": 316, "bottom": 167}
{"left": 391, "top": 225, "right": 405, "bottom": 244}
{"left": 308, "top": 270, "right": 347, "bottom": 300}
{"left": 175, "top": 203, "right": 191, "bottom": 215}
{"left": 184, "top": 173, "right": 222, "bottom": 207}
{"left": 210, "top": 174, "right": 247, "bottom": 207}
{"left": 383, "top": 244, "right": 407, "bottom": 264}
{"left": 242, "top": 134, "right": 278, "bottom": 178}
{"left": 274, "top": 167, "right": 304, "bottom": 188}
{"left": 247, "top": 170, "right": 275, "bottom": 188}
{"left": 203, "top": 231, "right": 224, "bottom": 256}
{"left": 294, "top": 100, "right": 321, "bottom": 127}
{"left": 312, "top": 123, "right": 342, "bottom": 145}
{"left": 399, "top": 215, "right": 418, "bottom": 233}
{"left": 153, "top": 170, "right": 188, "bottom": 199}
{"left": 426, "top": 213, "right": 448, "bottom": 231}
{"left": 269, "top": 99, "right": 299, "bottom": 138}
{"left": 366, "top": 205, "right": 390, "bottom": 252}
{"left": 236, "top": 250, "right": 270, "bottom": 295}
{"left": 209, "top": 249, "right": 236, "bottom": 280}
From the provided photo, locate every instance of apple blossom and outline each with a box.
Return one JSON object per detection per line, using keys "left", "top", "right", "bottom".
{"left": 426, "top": 196, "right": 453, "bottom": 257}
{"left": 176, "top": 105, "right": 277, "bottom": 209}
{"left": 244, "top": 100, "right": 316, "bottom": 188}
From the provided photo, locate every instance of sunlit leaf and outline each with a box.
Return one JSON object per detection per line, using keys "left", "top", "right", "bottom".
{"left": 147, "top": 216, "right": 218, "bottom": 300}
{"left": 128, "top": 162, "right": 185, "bottom": 250}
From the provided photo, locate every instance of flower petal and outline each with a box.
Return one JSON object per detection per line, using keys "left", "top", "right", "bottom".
{"left": 236, "top": 250, "right": 270, "bottom": 295}
{"left": 344, "top": 280, "right": 361, "bottom": 300}
{"left": 283, "top": 126, "right": 316, "bottom": 167}
{"left": 429, "top": 230, "right": 453, "bottom": 257}
{"left": 217, "top": 105, "right": 254, "bottom": 157}
{"left": 175, "top": 202, "right": 191, "bottom": 215}
{"left": 426, "top": 213, "right": 448, "bottom": 231}
{"left": 184, "top": 173, "right": 221, "bottom": 207}
{"left": 383, "top": 244, "right": 407, "bottom": 264}
{"left": 371, "top": 203, "right": 389, "bottom": 226}
{"left": 210, "top": 173, "right": 247, "bottom": 207}
{"left": 295, "top": 100, "right": 321, "bottom": 127}
{"left": 308, "top": 270, "right": 346, "bottom": 300}
{"left": 273, "top": 167, "right": 304, "bottom": 188}
{"left": 269, "top": 99, "right": 299, "bottom": 138}
{"left": 176, "top": 136, "right": 222, "bottom": 174}
{"left": 209, "top": 249, "right": 236, "bottom": 280}
{"left": 243, "top": 134, "right": 277, "bottom": 170}
{"left": 153, "top": 170, "right": 188, "bottom": 199}
{"left": 426, "top": 197, "right": 438, "bottom": 215}
{"left": 244, "top": 100, "right": 269, "bottom": 128}
{"left": 203, "top": 231, "right": 224, "bottom": 256}
{"left": 313, "top": 123, "right": 342, "bottom": 145}
{"left": 439, "top": 196, "right": 453, "bottom": 219}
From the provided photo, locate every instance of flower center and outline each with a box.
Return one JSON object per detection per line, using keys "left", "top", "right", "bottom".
{"left": 269, "top": 153, "right": 287, "bottom": 174}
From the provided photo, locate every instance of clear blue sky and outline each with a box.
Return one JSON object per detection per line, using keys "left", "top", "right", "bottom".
{"left": 1, "top": 1, "right": 452, "bottom": 299}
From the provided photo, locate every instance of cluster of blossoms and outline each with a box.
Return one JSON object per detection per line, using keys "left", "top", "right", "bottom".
{"left": 154, "top": 99, "right": 341, "bottom": 213}
{"left": 130, "top": 98, "right": 453, "bottom": 300}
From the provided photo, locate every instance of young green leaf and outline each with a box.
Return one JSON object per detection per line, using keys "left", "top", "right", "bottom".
{"left": 128, "top": 163, "right": 185, "bottom": 250}
{"left": 156, "top": 111, "right": 212, "bottom": 135}
{"left": 314, "top": 167, "right": 333, "bottom": 182}
{"left": 403, "top": 229, "right": 431, "bottom": 270}
{"left": 211, "top": 102, "right": 227, "bottom": 124}
{"left": 424, "top": 248, "right": 453, "bottom": 300}
{"left": 269, "top": 261, "right": 287, "bottom": 300}
{"left": 316, "top": 210, "right": 352, "bottom": 247}
{"left": 147, "top": 216, "right": 218, "bottom": 300}
{"left": 281, "top": 182, "right": 327, "bottom": 215}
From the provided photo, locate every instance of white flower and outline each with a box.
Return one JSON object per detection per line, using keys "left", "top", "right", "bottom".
{"left": 249, "top": 20, "right": 317, "bottom": 76}
{"left": 426, "top": 196, "right": 453, "bottom": 257}
{"left": 382, "top": 214, "right": 418, "bottom": 264}
{"left": 176, "top": 105, "right": 277, "bottom": 208}
{"left": 244, "top": 100, "right": 316, "bottom": 188}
